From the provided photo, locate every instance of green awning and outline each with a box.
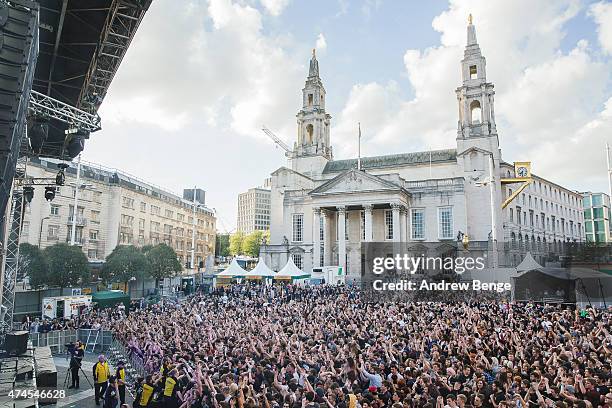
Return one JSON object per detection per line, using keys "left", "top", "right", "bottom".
{"left": 92, "top": 290, "right": 130, "bottom": 309}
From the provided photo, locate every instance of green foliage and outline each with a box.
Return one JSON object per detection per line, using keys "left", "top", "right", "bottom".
{"left": 215, "top": 234, "right": 230, "bottom": 257}
{"left": 242, "top": 230, "right": 270, "bottom": 257}
{"left": 101, "top": 245, "right": 151, "bottom": 284}
{"left": 19, "top": 243, "right": 48, "bottom": 289}
{"left": 43, "top": 243, "right": 90, "bottom": 289}
{"left": 229, "top": 231, "right": 245, "bottom": 256}
{"left": 145, "top": 243, "right": 181, "bottom": 282}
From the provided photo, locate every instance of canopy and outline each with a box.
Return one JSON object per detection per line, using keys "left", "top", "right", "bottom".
{"left": 276, "top": 258, "right": 311, "bottom": 279}
{"left": 92, "top": 290, "right": 130, "bottom": 309}
{"left": 245, "top": 258, "right": 276, "bottom": 278}
{"left": 216, "top": 259, "right": 247, "bottom": 278}
{"left": 515, "top": 252, "right": 543, "bottom": 273}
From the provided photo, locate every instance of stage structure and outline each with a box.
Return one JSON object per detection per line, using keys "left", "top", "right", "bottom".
{"left": 0, "top": 0, "right": 152, "bottom": 340}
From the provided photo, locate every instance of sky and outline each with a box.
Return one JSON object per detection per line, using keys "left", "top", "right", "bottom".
{"left": 82, "top": 0, "right": 612, "bottom": 233}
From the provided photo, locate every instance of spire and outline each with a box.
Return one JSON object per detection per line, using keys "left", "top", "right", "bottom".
{"left": 308, "top": 48, "right": 319, "bottom": 78}
{"left": 467, "top": 13, "right": 477, "bottom": 46}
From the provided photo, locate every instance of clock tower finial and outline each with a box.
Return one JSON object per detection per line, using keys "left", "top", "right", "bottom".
{"left": 468, "top": 13, "right": 472, "bottom": 25}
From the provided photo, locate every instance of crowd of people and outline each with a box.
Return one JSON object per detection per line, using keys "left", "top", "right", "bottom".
{"left": 104, "top": 283, "right": 612, "bottom": 408}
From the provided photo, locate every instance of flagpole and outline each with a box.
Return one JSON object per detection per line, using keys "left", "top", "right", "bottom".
{"left": 358, "top": 122, "right": 362, "bottom": 171}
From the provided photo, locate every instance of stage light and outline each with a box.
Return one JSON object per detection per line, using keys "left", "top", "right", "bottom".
{"left": 66, "top": 130, "right": 88, "bottom": 159}
{"left": 23, "top": 186, "right": 34, "bottom": 203}
{"left": 44, "top": 186, "right": 56, "bottom": 201}
{"left": 27, "top": 115, "right": 49, "bottom": 153}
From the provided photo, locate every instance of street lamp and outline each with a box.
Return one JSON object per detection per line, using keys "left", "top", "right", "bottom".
{"left": 38, "top": 216, "right": 50, "bottom": 248}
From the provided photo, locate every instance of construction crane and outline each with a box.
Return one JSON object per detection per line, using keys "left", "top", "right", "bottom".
{"left": 262, "top": 126, "right": 293, "bottom": 157}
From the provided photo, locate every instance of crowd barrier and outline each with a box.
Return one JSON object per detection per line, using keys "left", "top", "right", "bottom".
{"left": 26, "top": 329, "right": 113, "bottom": 354}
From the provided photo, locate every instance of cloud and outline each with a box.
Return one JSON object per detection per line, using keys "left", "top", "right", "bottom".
{"left": 259, "top": 0, "right": 291, "bottom": 16}
{"left": 332, "top": 0, "right": 611, "bottom": 192}
{"left": 102, "top": 0, "right": 302, "bottom": 142}
{"left": 589, "top": 1, "right": 612, "bottom": 55}
{"left": 316, "top": 33, "right": 327, "bottom": 54}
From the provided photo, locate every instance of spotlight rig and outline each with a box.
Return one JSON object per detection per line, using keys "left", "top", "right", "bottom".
{"left": 56, "top": 163, "right": 69, "bottom": 186}
{"left": 44, "top": 186, "right": 56, "bottom": 201}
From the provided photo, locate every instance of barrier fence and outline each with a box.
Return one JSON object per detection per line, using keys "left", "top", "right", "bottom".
{"left": 26, "top": 329, "right": 113, "bottom": 354}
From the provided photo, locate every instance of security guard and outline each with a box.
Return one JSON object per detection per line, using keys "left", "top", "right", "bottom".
{"left": 134, "top": 375, "right": 155, "bottom": 408}
{"left": 93, "top": 354, "right": 111, "bottom": 406}
{"left": 163, "top": 369, "right": 179, "bottom": 408}
{"left": 69, "top": 341, "right": 84, "bottom": 389}
{"left": 116, "top": 361, "right": 127, "bottom": 405}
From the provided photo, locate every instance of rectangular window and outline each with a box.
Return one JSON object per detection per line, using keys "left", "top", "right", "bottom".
{"left": 139, "top": 218, "right": 145, "bottom": 229}
{"left": 87, "top": 249, "right": 98, "bottom": 259}
{"left": 91, "top": 210, "right": 100, "bottom": 222}
{"left": 89, "top": 230, "right": 99, "bottom": 240}
{"left": 292, "top": 214, "right": 303, "bottom": 242}
{"left": 516, "top": 206, "right": 522, "bottom": 225}
{"left": 411, "top": 209, "right": 425, "bottom": 240}
{"left": 165, "top": 209, "right": 173, "bottom": 218}
{"left": 509, "top": 208, "right": 514, "bottom": 223}
{"left": 122, "top": 197, "right": 134, "bottom": 209}
{"left": 50, "top": 204, "right": 60, "bottom": 216}
{"left": 292, "top": 253, "right": 303, "bottom": 270}
{"left": 384, "top": 209, "right": 393, "bottom": 240}
{"left": 529, "top": 210, "right": 534, "bottom": 227}
{"left": 438, "top": 207, "right": 453, "bottom": 239}
{"left": 140, "top": 202, "right": 146, "bottom": 212}
{"left": 48, "top": 225, "right": 59, "bottom": 239}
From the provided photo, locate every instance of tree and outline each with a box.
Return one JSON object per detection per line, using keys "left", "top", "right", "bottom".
{"left": 146, "top": 243, "right": 181, "bottom": 286}
{"left": 242, "top": 230, "right": 270, "bottom": 257}
{"left": 101, "top": 245, "right": 151, "bottom": 287}
{"left": 19, "top": 243, "right": 48, "bottom": 289}
{"left": 43, "top": 243, "right": 90, "bottom": 291}
{"left": 229, "top": 231, "right": 245, "bottom": 256}
{"left": 215, "top": 234, "right": 230, "bottom": 257}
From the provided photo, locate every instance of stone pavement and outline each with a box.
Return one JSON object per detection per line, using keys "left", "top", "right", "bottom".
{"left": 52, "top": 352, "right": 133, "bottom": 408}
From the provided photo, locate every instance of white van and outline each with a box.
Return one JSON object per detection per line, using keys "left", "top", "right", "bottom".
{"left": 311, "top": 266, "right": 345, "bottom": 285}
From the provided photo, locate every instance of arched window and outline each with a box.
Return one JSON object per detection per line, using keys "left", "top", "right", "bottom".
{"left": 470, "top": 100, "right": 482, "bottom": 124}
{"left": 306, "top": 124, "right": 314, "bottom": 143}
{"left": 308, "top": 94, "right": 313, "bottom": 106}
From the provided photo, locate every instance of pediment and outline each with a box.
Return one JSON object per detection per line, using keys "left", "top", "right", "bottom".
{"left": 310, "top": 169, "right": 404, "bottom": 196}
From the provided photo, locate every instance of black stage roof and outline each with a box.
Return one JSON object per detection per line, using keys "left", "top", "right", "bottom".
{"left": 31, "top": 0, "right": 151, "bottom": 158}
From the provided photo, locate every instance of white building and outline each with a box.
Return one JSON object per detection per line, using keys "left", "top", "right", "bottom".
{"left": 261, "top": 20, "right": 585, "bottom": 280}
{"left": 236, "top": 184, "right": 271, "bottom": 234}
{"left": 21, "top": 158, "right": 216, "bottom": 268}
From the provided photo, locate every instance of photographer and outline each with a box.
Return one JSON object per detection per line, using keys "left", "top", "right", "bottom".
{"left": 68, "top": 340, "right": 84, "bottom": 389}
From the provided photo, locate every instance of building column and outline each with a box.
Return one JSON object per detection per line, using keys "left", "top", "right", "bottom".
{"left": 364, "top": 204, "right": 373, "bottom": 242}
{"left": 399, "top": 206, "right": 406, "bottom": 242}
{"left": 337, "top": 206, "right": 346, "bottom": 273}
{"left": 322, "top": 210, "right": 329, "bottom": 266}
{"left": 392, "top": 203, "right": 401, "bottom": 242}
{"left": 312, "top": 208, "right": 321, "bottom": 268}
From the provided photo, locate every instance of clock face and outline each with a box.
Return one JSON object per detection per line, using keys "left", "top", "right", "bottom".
{"left": 517, "top": 167, "right": 528, "bottom": 178}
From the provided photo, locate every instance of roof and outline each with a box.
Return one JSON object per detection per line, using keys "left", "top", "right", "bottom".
{"left": 217, "top": 259, "right": 247, "bottom": 277}
{"left": 245, "top": 258, "right": 275, "bottom": 278}
{"left": 33, "top": 0, "right": 152, "bottom": 159}
{"left": 276, "top": 257, "right": 310, "bottom": 278}
{"left": 92, "top": 290, "right": 129, "bottom": 300}
{"left": 322, "top": 149, "right": 457, "bottom": 174}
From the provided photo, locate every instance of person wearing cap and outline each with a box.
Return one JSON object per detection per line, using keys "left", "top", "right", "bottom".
{"left": 93, "top": 354, "right": 111, "bottom": 405}
{"left": 116, "top": 361, "right": 127, "bottom": 405}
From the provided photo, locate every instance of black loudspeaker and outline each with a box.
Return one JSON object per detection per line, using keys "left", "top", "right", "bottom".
{"left": 5, "top": 330, "right": 28, "bottom": 355}
{"left": 0, "top": 0, "right": 38, "bottom": 228}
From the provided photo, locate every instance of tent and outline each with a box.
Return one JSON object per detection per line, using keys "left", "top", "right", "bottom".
{"left": 216, "top": 259, "right": 247, "bottom": 278}
{"left": 510, "top": 253, "right": 612, "bottom": 306}
{"left": 244, "top": 258, "right": 275, "bottom": 279}
{"left": 92, "top": 290, "right": 130, "bottom": 309}
{"left": 275, "top": 258, "right": 311, "bottom": 280}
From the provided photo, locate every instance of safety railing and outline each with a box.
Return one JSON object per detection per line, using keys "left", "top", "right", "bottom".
{"left": 26, "top": 329, "right": 113, "bottom": 354}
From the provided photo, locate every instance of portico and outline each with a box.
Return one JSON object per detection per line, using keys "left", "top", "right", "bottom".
{"left": 309, "top": 169, "right": 410, "bottom": 276}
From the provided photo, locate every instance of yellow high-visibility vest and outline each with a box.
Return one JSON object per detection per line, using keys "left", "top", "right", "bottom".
{"left": 140, "top": 383, "right": 154, "bottom": 406}
{"left": 164, "top": 376, "right": 177, "bottom": 397}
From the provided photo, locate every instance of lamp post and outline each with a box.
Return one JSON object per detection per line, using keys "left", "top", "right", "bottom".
{"left": 70, "top": 154, "right": 82, "bottom": 245}
{"left": 38, "top": 216, "right": 50, "bottom": 248}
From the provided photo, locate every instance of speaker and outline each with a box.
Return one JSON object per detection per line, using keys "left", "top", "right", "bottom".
{"left": 0, "top": 0, "right": 38, "bottom": 226}
{"left": 5, "top": 330, "right": 28, "bottom": 355}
